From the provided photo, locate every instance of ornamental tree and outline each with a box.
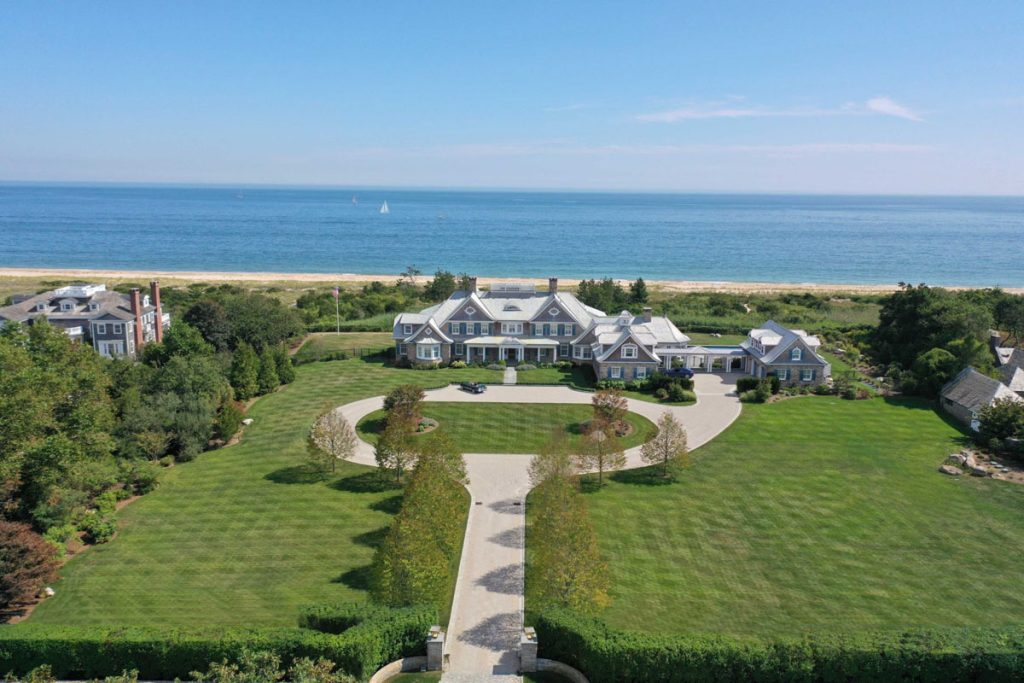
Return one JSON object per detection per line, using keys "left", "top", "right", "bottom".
{"left": 0, "top": 521, "right": 59, "bottom": 609}
{"left": 310, "top": 410, "right": 357, "bottom": 475}
{"left": 640, "top": 411, "right": 689, "bottom": 478}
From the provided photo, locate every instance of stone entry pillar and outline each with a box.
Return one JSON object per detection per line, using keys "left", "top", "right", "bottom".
{"left": 520, "top": 627, "right": 538, "bottom": 672}
{"left": 427, "top": 625, "right": 445, "bottom": 671}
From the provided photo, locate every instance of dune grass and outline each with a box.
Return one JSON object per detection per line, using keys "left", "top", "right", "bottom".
{"left": 357, "top": 403, "right": 657, "bottom": 454}
{"left": 29, "top": 359, "right": 465, "bottom": 628}
{"left": 575, "top": 397, "right": 1024, "bottom": 636}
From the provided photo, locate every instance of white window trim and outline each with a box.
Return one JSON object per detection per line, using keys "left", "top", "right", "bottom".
{"left": 501, "top": 322, "right": 523, "bottom": 335}
{"left": 791, "top": 348, "right": 802, "bottom": 361}
{"left": 560, "top": 343, "right": 570, "bottom": 356}
{"left": 113, "top": 323, "right": 123, "bottom": 334}
{"left": 548, "top": 307, "right": 559, "bottom": 316}
{"left": 402, "top": 324, "right": 413, "bottom": 336}
{"left": 610, "top": 366, "right": 622, "bottom": 379}
{"left": 96, "top": 323, "right": 107, "bottom": 334}
{"left": 636, "top": 366, "right": 648, "bottom": 379}
{"left": 778, "top": 369, "right": 789, "bottom": 381}
{"left": 416, "top": 343, "right": 441, "bottom": 360}
{"left": 801, "top": 369, "right": 814, "bottom": 381}
{"left": 622, "top": 344, "right": 638, "bottom": 359}
{"left": 398, "top": 343, "right": 408, "bottom": 355}
{"left": 454, "top": 343, "right": 464, "bottom": 356}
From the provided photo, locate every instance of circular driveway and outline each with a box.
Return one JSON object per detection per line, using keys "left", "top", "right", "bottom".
{"left": 335, "top": 373, "right": 743, "bottom": 678}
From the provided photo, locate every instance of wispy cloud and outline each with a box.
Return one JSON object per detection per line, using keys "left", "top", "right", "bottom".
{"left": 637, "top": 97, "right": 924, "bottom": 123}
{"left": 864, "top": 96, "right": 923, "bottom": 122}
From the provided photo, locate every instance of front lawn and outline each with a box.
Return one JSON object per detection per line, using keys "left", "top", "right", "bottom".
{"left": 293, "top": 331, "right": 394, "bottom": 363}
{"left": 571, "top": 397, "right": 1024, "bottom": 636}
{"left": 516, "top": 365, "right": 595, "bottom": 389}
{"left": 357, "top": 403, "right": 657, "bottom": 454}
{"left": 28, "top": 360, "right": 467, "bottom": 628}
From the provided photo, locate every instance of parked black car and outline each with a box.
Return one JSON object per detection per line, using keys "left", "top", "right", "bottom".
{"left": 460, "top": 381, "right": 487, "bottom": 394}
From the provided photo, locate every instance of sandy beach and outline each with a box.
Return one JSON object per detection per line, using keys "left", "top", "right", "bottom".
{"left": 1, "top": 267, "right": 1019, "bottom": 295}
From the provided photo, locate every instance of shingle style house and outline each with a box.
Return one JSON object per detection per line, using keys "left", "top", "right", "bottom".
{"left": 0, "top": 282, "right": 170, "bottom": 359}
{"left": 394, "top": 278, "right": 831, "bottom": 385}
{"left": 940, "top": 366, "right": 1023, "bottom": 429}
{"left": 998, "top": 349, "right": 1024, "bottom": 396}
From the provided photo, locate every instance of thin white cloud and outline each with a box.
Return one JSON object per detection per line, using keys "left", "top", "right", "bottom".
{"left": 864, "top": 96, "right": 923, "bottom": 121}
{"left": 637, "top": 97, "right": 924, "bottom": 123}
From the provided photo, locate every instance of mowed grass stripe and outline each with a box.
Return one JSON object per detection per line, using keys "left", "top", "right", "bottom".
{"left": 580, "top": 397, "right": 1024, "bottom": 636}
{"left": 357, "top": 403, "right": 657, "bottom": 453}
{"left": 29, "top": 360, "right": 460, "bottom": 628}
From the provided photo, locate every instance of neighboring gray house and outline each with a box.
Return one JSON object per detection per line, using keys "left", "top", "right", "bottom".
{"left": 998, "top": 349, "right": 1024, "bottom": 397}
{"left": 0, "top": 282, "right": 170, "bottom": 359}
{"left": 940, "top": 367, "right": 1023, "bottom": 430}
{"left": 393, "top": 278, "right": 830, "bottom": 385}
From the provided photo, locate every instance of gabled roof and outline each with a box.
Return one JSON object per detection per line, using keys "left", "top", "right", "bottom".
{"left": 0, "top": 285, "right": 152, "bottom": 324}
{"left": 595, "top": 329, "right": 662, "bottom": 363}
{"left": 403, "top": 287, "right": 601, "bottom": 328}
{"left": 742, "top": 320, "right": 824, "bottom": 364}
{"left": 941, "top": 367, "right": 1022, "bottom": 412}
{"left": 404, "top": 319, "right": 453, "bottom": 344}
{"left": 1000, "top": 364, "right": 1024, "bottom": 393}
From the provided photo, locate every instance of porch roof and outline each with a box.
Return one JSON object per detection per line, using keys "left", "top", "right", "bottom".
{"left": 464, "top": 336, "right": 558, "bottom": 347}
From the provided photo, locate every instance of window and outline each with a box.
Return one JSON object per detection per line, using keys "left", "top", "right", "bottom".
{"left": 635, "top": 366, "right": 648, "bottom": 379}
{"left": 89, "top": 303, "right": 99, "bottom": 311}
{"left": 560, "top": 343, "right": 569, "bottom": 356}
{"left": 501, "top": 322, "right": 523, "bottom": 335}
{"left": 61, "top": 302, "right": 73, "bottom": 311}
{"left": 465, "top": 306, "right": 476, "bottom": 315}
{"left": 36, "top": 303, "right": 46, "bottom": 311}
{"left": 801, "top": 369, "right": 814, "bottom": 382}
{"left": 96, "top": 323, "right": 106, "bottom": 334}
{"left": 416, "top": 343, "right": 441, "bottom": 360}
{"left": 777, "top": 369, "right": 789, "bottom": 381}
{"left": 790, "top": 348, "right": 802, "bottom": 361}
{"left": 398, "top": 343, "right": 408, "bottom": 355}
{"left": 534, "top": 324, "right": 543, "bottom": 337}
{"left": 402, "top": 324, "right": 413, "bottom": 336}
{"left": 113, "top": 323, "right": 123, "bottom": 334}
{"left": 622, "top": 344, "right": 638, "bottom": 359}
{"left": 450, "top": 323, "right": 457, "bottom": 334}
{"left": 568, "top": 324, "right": 575, "bottom": 336}
{"left": 481, "top": 323, "right": 490, "bottom": 335}
{"left": 454, "top": 343, "right": 464, "bottom": 356}
{"left": 609, "top": 366, "right": 622, "bottom": 379}
{"left": 549, "top": 307, "right": 559, "bottom": 316}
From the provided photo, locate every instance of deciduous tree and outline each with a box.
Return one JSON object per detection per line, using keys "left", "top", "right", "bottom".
{"left": 0, "top": 521, "right": 59, "bottom": 609}
{"left": 383, "top": 385, "right": 426, "bottom": 430}
{"left": 309, "top": 410, "right": 357, "bottom": 475}
{"left": 591, "top": 389, "right": 628, "bottom": 434}
{"left": 374, "top": 420, "right": 416, "bottom": 483}
{"left": 640, "top": 412, "right": 689, "bottom": 478}
{"left": 575, "top": 426, "right": 626, "bottom": 488}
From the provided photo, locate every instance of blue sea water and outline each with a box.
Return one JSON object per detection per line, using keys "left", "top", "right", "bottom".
{"left": 0, "top": 184, "right": 1022, "bottom": 287}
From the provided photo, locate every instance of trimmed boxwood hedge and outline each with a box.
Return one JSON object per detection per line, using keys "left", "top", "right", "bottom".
{"left": 0, "top": 603, "right": 435, "bottom": 681}
{"left": 534, "top": 608, "right": 1024, "bottom": 682}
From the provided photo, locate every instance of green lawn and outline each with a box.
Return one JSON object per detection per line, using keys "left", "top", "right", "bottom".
{"left": 516, "top": 365, "right": 595, "bottom": 389}
{"left": 570, "top": 397, "right": 1024, "bottom": 636}
{"left": 29, "top": 359, "right": 468, "bottom": 628}
{"left": 685, "top": 332, "right": 748, "bottom": 346}
{"left": 820, "top": 350, "right": 881, "bottom": 395}
{"left": 293, "top": 331, "right": 395, "bottom": 363}
{"left": 357, "top": 403, "right": 657, "bottom": 454}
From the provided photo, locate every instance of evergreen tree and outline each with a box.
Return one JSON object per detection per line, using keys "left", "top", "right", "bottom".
{"left": 629, "top": 277, "right": 649, "bottom": 305}
{"left": 274, "top": 344, "right": 296, "bottom": 384}
{"left": 257, "top": 346, "right": 280, "bottom": 395}
{"left": 230, "top": 342, "right": 259, "bottom": 400}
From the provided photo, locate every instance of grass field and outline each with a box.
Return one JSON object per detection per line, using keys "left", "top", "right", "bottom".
{"left": 29, "top": 359, "right": 468, "bottom": 628}
{"left": 685, "top": 332, "right": 748, "bottom": 346}
{"left": 571, "top": 397, "right": 1024, "bottom": 636}
{"left": 357, "top": 403, "right": 657, "bottom": 454}
{"left": 293, "top": 331, "right": 395, "bottom": 362}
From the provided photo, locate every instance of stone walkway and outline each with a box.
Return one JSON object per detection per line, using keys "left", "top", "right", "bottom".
{"left": 502, "top": 367, "right": 517, "bottom": 385}
{"left": 337, "top": 374, "right": 743, "bottom": 678}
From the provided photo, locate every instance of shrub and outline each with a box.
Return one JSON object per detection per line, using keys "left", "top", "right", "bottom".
{"left": 739, "top": 389, "right": 765, "bottom": 403}
{"left": 654, "top": 388, "right": 669, "bottom": 401}
{"left": 855, "top": 388, "right": 872, "bottom": 400}
{"left": 448, "top": 360, "right": 467, "bottom": 368}
{"left": 78, "top": 513, "right": 116, "bottom": 545}
{"left": 0, "top": 604, "right": 436, "bottom": 681}
{"left": 0, "top": 522, "right": 59, "bottom": 608}
{"left": 666, "top": 384, "right": 695, "bottom": 403}
{"left": 556, "top": 361, "right": 572, "bottom": 370}
{"left": 768, "top": 374, "right": 781, "bottom": 394}
{"left": 517, "top": 363, "right": 537, "bottom": 371}
{"left": 217, "top": 401, "right": 245, "bottom": 441}
{"left": 624, "top": 380, "right": 642, "bottom": 392}
{"left": 534, "top": 608, "right": 1024, "bottom": 683}
{"left": 486, "top": 364, "right": 505, "bottom": 371}
{"left": 841, "top": 386, "right": 858, "bottom": 400}
{"left": 596, "top": 380, "right": 626, "bottom": 390}
{"left": 735, "top": 377, "right": 763, "bottom": 393}
{"left": 814, "top": 384, "right": 834, "bottom": 396}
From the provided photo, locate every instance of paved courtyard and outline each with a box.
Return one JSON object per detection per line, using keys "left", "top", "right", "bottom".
{"left": 337, "top": 374, "right": 742, "bottom": 678}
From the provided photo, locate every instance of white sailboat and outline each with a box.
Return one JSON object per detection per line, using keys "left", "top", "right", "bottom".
{"left": 351, "top": 195, "right": 358, "bottom": 205}
{"left": 379, "top": 201, "right": 390, "bottom": 215}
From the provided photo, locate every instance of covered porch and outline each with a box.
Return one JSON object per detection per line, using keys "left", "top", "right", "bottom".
{"left": 464, "top": 336, "right": 559, "bottom": 365}
{"left": 661, "top": 345, "right": 750, "bottom": 373}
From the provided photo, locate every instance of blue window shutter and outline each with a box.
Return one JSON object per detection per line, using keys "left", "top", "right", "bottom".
{"left": 461, "top": 323, "right": 467, "bottom": 335}
{"left": 606, "top": 367, "right": 612, "bottom": 379}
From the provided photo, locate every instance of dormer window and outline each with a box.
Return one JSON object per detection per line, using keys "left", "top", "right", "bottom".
{"left": 622, "top": 344, "right": 638, "bottom": 359}
{"left": 503, "top": 304, "right": 521, "bottom": 312}
{"left": 36, "top": 303, "right": 47, "bottom": 312}
{"left": 402, "top": 324, "right": 413, "bottom": 336}
{"left": 61, "top": 302, "right": 73, "bottom": 311}
{"left": 89, "top": 303, "right": 99, "bottom": 311}
{"left": 790, "top": 348, "right": 802, "bottom": 361}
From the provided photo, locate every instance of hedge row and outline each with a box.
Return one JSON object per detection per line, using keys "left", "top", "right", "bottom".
{"left": 534, "top": 609, "right": 1024, "bottom": 683}
{"left": 0, "top": 603, "right": 436, "bottom": 681}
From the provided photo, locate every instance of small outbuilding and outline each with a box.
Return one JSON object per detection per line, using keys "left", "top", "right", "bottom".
{"left": 940, "top": 367, "right": 1023, "bottom": 431}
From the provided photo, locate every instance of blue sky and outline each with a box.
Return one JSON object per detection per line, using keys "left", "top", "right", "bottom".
{"left": 1, "top": 2, "right": 1022, "bottom": 194}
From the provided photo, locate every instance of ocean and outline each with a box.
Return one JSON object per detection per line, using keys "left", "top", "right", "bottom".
{"left": 1, "top": 184, "right": 1022, "bottom": 287}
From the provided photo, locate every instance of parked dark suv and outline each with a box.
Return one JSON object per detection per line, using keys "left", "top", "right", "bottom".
{"left": 662, "top": 367, "right": 695, "bottom": 379}
{"left": 460, "top": 381, "right": 487, "bottom": 394}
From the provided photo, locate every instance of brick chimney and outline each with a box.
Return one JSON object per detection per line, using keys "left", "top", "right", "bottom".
{"left": 468, "top": 277, "right": 478, "bottom": 294}
{"left": 130, "top": 288, "right": 144, "bottom": 353}
{"left": 548, "top": 277, "right": 558, "bottom": 293}
{"left": 642, "top": 306, "right": 653, "bottom": 323}
{"left": 150, "top": 280, "right": 163, "bottom": 343}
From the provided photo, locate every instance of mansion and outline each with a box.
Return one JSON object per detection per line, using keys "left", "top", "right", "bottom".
{"left": 394, "top": 278, "right": 831, "bottom": 384}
